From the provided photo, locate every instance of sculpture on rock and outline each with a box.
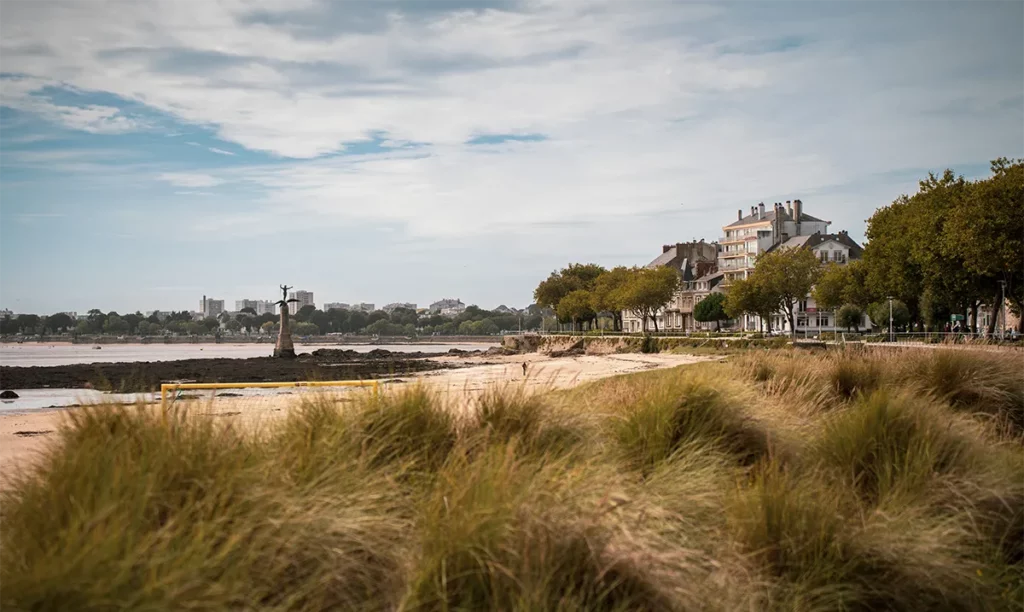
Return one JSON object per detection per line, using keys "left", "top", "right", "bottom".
{"left": 274, "top": 284, "right": 300, "bottom": 358}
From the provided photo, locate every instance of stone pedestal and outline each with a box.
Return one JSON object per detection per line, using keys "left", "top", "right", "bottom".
{"left": 274, "top": 303, "right": 297, "bottom": 359}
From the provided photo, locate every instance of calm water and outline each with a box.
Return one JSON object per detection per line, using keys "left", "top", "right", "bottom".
{"left": 0, "top": 342, "right": 497, "bottom": 367}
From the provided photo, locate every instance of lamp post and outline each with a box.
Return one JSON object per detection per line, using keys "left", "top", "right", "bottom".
{"left": 998, "top": 280, "right": 1007, "bottom": 341}
{"left": 887, "top": 296, "right": 893, "bottom": 343}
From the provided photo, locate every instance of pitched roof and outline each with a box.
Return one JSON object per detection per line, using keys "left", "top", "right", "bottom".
{"left": 724, "top": 208, "right": 827, "bottom": 228}
{"left": 766, "top": 232, "right": 864, "bottom": 258}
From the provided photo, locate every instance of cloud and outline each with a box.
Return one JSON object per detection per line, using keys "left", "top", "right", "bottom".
{"left": 157, "top": 172, "right": 223, "bottom": 188}
{"left": 1, "top": 1, "right": 1021, "bottom": 262}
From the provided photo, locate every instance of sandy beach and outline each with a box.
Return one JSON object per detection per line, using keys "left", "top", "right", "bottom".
{"left": 0, "top": 352, "right": 712, "bottom": 484}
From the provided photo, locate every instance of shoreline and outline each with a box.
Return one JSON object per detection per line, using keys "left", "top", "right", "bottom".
{"left": 0, "top": 352, "right": 716, "bottom": 485}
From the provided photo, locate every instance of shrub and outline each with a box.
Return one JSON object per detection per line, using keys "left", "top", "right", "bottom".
{"left": 813, "top": 392, "right": 976, "bottom": 503}
{"left": 469, "top": 385, "right": 586, "bottom": 457}
{"left": 613, "top": 373, "right": 771, "bottom": 472}
{"left": 357, "top": 385, "right": 458, "bottom": 472}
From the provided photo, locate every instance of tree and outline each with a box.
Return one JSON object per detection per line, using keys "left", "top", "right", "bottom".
{"left": 556, "top": 289, "right": 597, "bottom": 331}
{"left": 619, "top": 266, "right": 678, "bottom": 332}
{"left": 813, "top": 261, "right": 869, "bottom": 312}
{"left": 836, "top": 304, "right": 864, "bottom": 332}
{"left": 751, "top": 247, "right": 822, "bottom": 337}
{"left": 293, "top": 321, "right": 319, "bottom": 336}
{"left": 693, "top": 292, "right": 728, "bottom": 331}
{"left": 186, "top": 321, "right": 204, "bottom": 336}
{"left": 590, "top": 266, "right": 631, "bottom": 331}
{"left": 239, "top": 307, "right": 257, "bottom": 316}
{"left": 295, "top": 304, "right": 316, "bottom": 322}
{"left": 867, "top": 300, "right": 910, "bottom": 333}
{"left": 367, "top": 310, "right": 389, "bottom": 325}
{"left": 943, "top": 158, "right": 1024, "bottom": 333}
{"left": 310, "top": 309, "right": 332, "bottom": 334}
{"left": 534, "top": 263, "right": 607, "bottom": 310}
{"left": 45, "top": 312, "right": 74, "bottom": 333}
{"left": 260, "top": 321, "right": 277, "bottom": 335}
{"left": 724, "top": 277, "right": 776, "bottom": 333}
{"left": 201, "top": 317, "right": 220, "bottom": 332}
{"left": 225, "top": 320, "right": 242, "bottom": 333}
{"left": 103, "top": 315, "right": 129, "bottom": 335}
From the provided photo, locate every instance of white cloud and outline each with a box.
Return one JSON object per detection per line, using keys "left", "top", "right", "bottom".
{"left": 0, "top": 0, "right": 1020, "bottom": 249}
{"left": 157, "top": 172, "right": 223, "bottom": 188}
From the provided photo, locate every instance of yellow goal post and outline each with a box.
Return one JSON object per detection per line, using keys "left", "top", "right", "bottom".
{"left": 160, "top": 380, "right": 380, "bottom": 410}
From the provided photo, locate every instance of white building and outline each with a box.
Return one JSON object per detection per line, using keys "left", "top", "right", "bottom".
{"left": 323, "top": 302, "right": 350, "bottom": 311}
{"left": 199, "top": 296, "right": 225, "bottom": 318}
{"left": 355, "top": 303, "right": 375, "bottom": 312}
{"left": 621, "top": 241, "right": 720, "bottom": 333}
{"left": 236, "top": 299, "right": 274, "bottom": 313}
{"left": 760, "top": 230, "right": 867, "bottom": 334}
{"left": 719, "top": 199, "right": 830, "bottom": 285}
{"left": 382, "top": 302, "right": 417, "bottom": 313}
{"left": 287, "top": 290, "right": 315, "bottom": 311}
{"left": 430, "top": 298, "right": 465, "bottom": 316}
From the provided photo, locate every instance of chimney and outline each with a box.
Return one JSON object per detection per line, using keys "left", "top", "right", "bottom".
{"left": 750, "top": 206, "right": 756, "bottom": 217}
{"left": 757, "top": 202, "right": 765, "bottom": 219}
{"left": 793, "top": 199, "right": 802, "bottom": 221}
{"left": 663, "top": 245, "right": 672, "bottom": 253}
{"left": 786, "top": 201, "right": 792, "bottom": 217}
{"left": 738, "top": 209, "right": 742, "bottom": 221}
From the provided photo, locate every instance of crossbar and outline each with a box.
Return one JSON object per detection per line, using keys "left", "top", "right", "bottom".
{"left": 160, "top": 380, "right": 379, "bottom": 410}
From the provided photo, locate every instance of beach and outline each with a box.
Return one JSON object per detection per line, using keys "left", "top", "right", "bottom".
{"left": 0, "top": 352, "right": 713, "bottom": 484}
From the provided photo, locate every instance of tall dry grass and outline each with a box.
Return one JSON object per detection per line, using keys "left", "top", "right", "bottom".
{"left": 3, "top": 348, "right": 1022, "bottom": 610}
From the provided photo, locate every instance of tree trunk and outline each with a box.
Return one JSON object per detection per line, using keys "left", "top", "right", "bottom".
{"left": 987, "top": 290, "right": 1000, "bottom": 336}
{"left": 970, "top": 301, "right": 979, "bottom": 334}
{"left": 651, "top": 314, "right": 659, "bottom": 333}
{"left": 786, "top": 302, "right": 796, "bottom": 338}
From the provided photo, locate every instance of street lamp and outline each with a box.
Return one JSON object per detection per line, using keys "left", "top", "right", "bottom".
{"left": 887, "top": 296, "right": 894, "bottom": 343}
{"left": 998, "top": 280, "right": 1007, "bottom": 341}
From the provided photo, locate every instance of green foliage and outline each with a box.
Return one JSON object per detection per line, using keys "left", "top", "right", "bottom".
{"left": 867, "top": 300, "right": 910, "bottom": 331}
{"left": 619, "top": 265, "right": 678, "bottom": 332}
{"left": 836, "top": 304, "right": 864, "bottom": 332}
{"left": 555, "top": 289, "right": 596, "bottom": 330}
{"left": 751, "top": 247, "right": 822, "bottom": 337}
{"left": 693, "top": 292, "right": 727, "bottom": 330}
{"left": 724, "top": 277, "right": 776, "bottom": 332}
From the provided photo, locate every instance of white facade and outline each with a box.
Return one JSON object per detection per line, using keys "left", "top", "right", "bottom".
{"left": 719, "top": 199, "right": 830, "bottom": 285}
{"left": 199, "top": 297, "right": 224, "bottom": 318}
{"left": 430, "top": 298, "right": 465, "bottom": 316}
{"left": 323, "top": 302, "right": 350, "bottom": 311}
{"left": 288, "top": 290, "right": 315, "bottom": 310}
{"left": 382, "top": 302, "right": 417, "bottom": 313}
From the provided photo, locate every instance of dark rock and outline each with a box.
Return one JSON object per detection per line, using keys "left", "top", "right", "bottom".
{"left": 0, "top": 390, "right": 18, "bottom": 399}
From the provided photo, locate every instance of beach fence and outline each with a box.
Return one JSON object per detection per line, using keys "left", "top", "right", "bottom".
{"left": 160, "top": 380, "right": 380, "bottom": 411}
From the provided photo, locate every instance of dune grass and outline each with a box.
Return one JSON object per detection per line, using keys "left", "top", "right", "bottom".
{"left": 2, "top": 347, "right": 1022, "bottom": 610}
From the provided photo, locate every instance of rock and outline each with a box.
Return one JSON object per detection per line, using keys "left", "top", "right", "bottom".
{"left": 0, "top": 390, "right": 18, "bottom": 399}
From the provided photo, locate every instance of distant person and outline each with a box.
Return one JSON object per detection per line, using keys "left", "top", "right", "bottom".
{"left": 522, "top": 362, "right": 528, "bottom": 377}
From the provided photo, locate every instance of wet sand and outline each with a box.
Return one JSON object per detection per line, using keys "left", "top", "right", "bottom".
{"left": 0, "top": 352, "right": 714, "bottom": 486}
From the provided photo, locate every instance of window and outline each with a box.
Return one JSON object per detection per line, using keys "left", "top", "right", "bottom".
{"left": 797, "top": 316, "right": 807, "bottom": 328}
{"left": 799, "top": 300, "right": 808, "bottom": 312}
{"left": 832, "top": 250, "right": 843, "bottom": 262}
{"left": 819, "top": 251, "right": 828, "bottom": 263}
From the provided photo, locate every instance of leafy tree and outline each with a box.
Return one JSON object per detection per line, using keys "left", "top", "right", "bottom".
{"left": 201, "top": 317, "right": 220, "bottom": 332}
{"left": 590, "top": 266, "right": 631, "bottom": 331}
{"left": 366, "top": 310, "right": 389, "bottom": 325}
{"left": 347, "top": 311, "right": 368, "bottom": 333}
{"left": 943, "top": 158, "right": 1024, "bottom": 332}
{"left": 86, "top": 309, "right": 106, "bottom": 333}
{"left": 724, "top": 277, "right": 776, "bottom": 333}
{"left": 124, "top": 312, "right": 143, "bottom": 334}
{"left": 185, "top": 321, "right": 204, "bottom": 336}
{"left": 813, "top": 263, "right": 870, "bottom": 312}
{"left": 45, "top": 312, "right": 74, "bottom": 333}
{"left": 293, "top": 321, "right": 319, "bottom": 336}
{"left": 693, "top": 292, "right": 728, "bottom": 331}
{"left": 75, "top": 320, "right": 92, "bottom": 335}
{"left": 389, "top": 307, "right": 419, "bottom": 327}
{"left": 295, "top": 304, "right": 316, "bottom": 322}
{"left": 836, "top": 304, "right": 864, "bottom": 332}
{"left": 260, "top": 321, "right": 277, "bottom": 335}
{"left": 534, "top": 263, "right": 607, "bottom": 309}
{"left": 224, "top": 320, "right": 242, "bottom": 333}
{"left": 619, "top": 266, "right": 678, "bottom": 332}
{"left": 751, "top": 247, "right": 822, "bottom": 337}
{"left": 103, "top": 315, "right": 129, "bottom": 335}
{"left": 239, "top": 307, "right": 257, "bottom": 316}
{"left": 556, "top": 289, "right": 597, "bottom": 331}
{"left": 867, "top": 300, "right": 910, "bottom": 333}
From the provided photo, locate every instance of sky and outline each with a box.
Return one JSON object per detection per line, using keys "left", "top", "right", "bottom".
{"left": 1, "top": 0, "right": 1021, "bottom": 315}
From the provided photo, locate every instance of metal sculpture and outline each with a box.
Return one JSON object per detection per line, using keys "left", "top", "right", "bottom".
{"left": 274, "top": 284, "right": 300, "bottom": 358}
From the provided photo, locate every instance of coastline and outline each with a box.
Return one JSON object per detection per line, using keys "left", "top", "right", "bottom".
{"left": 0, "top": 352, "right": 716, "bottom": 485}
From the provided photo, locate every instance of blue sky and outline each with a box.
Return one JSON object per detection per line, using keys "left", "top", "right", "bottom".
{"left": 1, "top": 0, "right": 1021, "bottom": 314}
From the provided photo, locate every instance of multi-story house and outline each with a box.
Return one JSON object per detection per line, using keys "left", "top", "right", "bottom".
{"left": 760, "top": 230, "right": 866, "bottom": 334}
{"left": 323, "top": 302, "right": 350, "bottom": 311}
{"left": 430, "top": 298, "right": 466, "bottom": 317}
{"left": 719, "top": 199, "right": 830, "bottom": 284}
{"left": 382, "top": 302, "right": 417, "bottom": 313}
{"left": 199, "top": 296, "right": 224, "bottom": 319}
{"left": 622, "top": 241, "right": 719, "bottom": 332}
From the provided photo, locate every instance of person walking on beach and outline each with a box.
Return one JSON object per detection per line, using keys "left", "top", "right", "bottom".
{"left": 522, "top": 362, "right": 528, "bottom": 377}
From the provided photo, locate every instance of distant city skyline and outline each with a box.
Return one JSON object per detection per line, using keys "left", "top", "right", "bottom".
{"left": 1, "top": 2, "right": 1020, "bottom": 313}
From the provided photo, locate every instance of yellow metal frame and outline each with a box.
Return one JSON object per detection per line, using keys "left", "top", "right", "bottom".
{"left": 160, "top": 380, "right": 379, "bottom": 410}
